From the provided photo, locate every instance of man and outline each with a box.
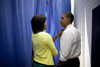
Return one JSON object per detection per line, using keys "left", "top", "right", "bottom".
{"left": 58, "top": 12, "right": 81, "bottom": 67}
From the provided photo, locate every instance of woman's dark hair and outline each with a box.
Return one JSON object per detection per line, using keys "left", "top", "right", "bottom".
{"left": 31, "top": 14, "right": 46, "bottom": 34}
{"left": 63, "top": 12, "right": 74, "bottom": 23}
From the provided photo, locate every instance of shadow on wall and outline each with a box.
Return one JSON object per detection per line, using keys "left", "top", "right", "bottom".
{"left": 91, "top": 5, "right": 100, "bottom": 67}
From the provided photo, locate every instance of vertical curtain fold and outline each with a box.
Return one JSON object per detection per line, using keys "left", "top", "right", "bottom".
{"left": 0, "top": 0, "right": 33, "bottom": 67}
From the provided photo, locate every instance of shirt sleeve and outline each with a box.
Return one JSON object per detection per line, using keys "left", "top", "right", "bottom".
{"left": 60, "top": 30, "right": 73, "bottom": 61}
{"left": 45, "top": 34, "right": 58, "bottom": 56}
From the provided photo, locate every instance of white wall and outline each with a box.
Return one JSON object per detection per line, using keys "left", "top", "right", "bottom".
{"left": 73, "top": 0, "right": 100, "bottom": 67}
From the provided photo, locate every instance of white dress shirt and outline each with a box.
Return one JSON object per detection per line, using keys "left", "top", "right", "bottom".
{"left": 60, "top": 24, "right": 81, "bottom": 61}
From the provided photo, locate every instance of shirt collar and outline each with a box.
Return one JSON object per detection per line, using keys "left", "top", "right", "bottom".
{"left": 65, "top": 24, "right": 73, "bottom": 29}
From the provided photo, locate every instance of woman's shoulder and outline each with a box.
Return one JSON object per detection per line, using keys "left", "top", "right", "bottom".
{"left": 39, "top": 32, "right": 52, "bottom": 42}
{"left": 40, "top": 32, "right": 51, "bottom": 37}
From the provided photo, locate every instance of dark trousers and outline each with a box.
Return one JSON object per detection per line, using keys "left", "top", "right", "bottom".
{"left": 57, "top": 57, "right": 80, "bottom": 67}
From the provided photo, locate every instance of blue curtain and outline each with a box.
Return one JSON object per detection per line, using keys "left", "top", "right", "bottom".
{"left": 0, "top": 0, "right": 71, "bottom": 67}
{"left": 0, "top": 0, "right": 33, "bottom": 67}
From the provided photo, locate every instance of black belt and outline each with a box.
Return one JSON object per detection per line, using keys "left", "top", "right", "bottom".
{"left": 68, "top": 57, "right": 79, "bottom": 60}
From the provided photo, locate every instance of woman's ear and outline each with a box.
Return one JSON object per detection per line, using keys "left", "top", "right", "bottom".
{"left": 43, "top": 22, "right": 47, "bottom": 30}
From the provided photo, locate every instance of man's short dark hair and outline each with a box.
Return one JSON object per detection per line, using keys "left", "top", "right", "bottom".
{"left": 63, "top": 12, "right": 74, "bottom": 23}
{"left": 31, "top": 14, "right": 46, "bottom": 34}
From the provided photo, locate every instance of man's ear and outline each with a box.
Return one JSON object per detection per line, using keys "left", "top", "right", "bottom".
{"left": 67, "top": 18, "right": 71, "bottom": 23}
{"left": 68, "top": 18, "right": 71, "bottom": 21}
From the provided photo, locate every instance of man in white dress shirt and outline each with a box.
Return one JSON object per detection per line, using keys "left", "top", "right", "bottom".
{"left": 58, "top": 12, "right": 81, "bottom": 67}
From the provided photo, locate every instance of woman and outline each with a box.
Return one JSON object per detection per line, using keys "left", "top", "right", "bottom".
{"left": 31, "top": 14, "right": 58, "bottom": 67}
